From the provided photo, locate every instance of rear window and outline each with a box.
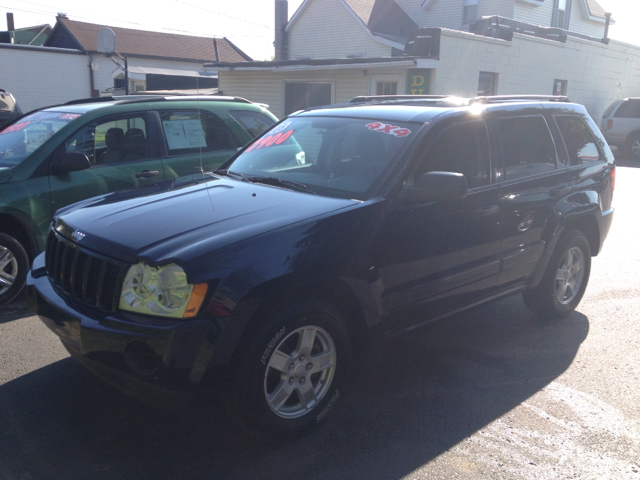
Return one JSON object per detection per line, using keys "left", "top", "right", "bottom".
{"left": 0, "top": 110, "right": 79, "bottom": 166}
{"left": 602, "top": 99, "right": 622, "bottom": 118}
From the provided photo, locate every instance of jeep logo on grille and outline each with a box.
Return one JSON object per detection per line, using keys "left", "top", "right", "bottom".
{"left": 72, "top": 230, "right": 85, "bottom": 242}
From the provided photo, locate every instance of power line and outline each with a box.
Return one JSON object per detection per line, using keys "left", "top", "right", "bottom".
{"left": 172, "top": 0, "right": 270, "bottom": 29}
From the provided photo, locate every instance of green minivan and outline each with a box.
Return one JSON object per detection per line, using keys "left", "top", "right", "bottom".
{"left": 0, "top": 96, "right": 277, "bottom": 305}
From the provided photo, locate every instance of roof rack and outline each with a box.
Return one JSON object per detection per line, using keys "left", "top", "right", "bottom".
{"left": 63, "top": 95, "right": 252, "bottom": 106}
{"left": 349, "top": 95, "right": 454, "bottom": 104}
{"left": 470, "top": 95, "right": 570, "bottom": 104}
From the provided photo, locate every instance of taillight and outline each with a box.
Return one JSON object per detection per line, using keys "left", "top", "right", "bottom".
{"left": 607, "top": 119, "right": 613, "bottom": 129}
{"left": 610, "top": 166, "right": 616, "bottom": 198}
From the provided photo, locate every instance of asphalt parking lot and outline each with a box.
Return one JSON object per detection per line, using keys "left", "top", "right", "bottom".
{"left": 1, "top": 155, "right": 639, "bottom": 480}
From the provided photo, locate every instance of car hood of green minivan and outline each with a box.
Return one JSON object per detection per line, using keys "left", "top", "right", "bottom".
{"left": 0, "top": 167, "right": 13, "bottom": 184}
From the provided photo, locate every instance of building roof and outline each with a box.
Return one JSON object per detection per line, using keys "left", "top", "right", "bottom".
{"left": 585, "top": 0, "right": 607, "bottom": 19}
{"left": 343, "top": 0, "right": 419, "bottom": 41}
{"left": 44, "top": 17, "right": 252, "bottom": 62}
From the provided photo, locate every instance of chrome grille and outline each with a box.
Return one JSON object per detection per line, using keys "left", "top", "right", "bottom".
{"left": 45, "top": 231, "right": 127, "bottom": 313}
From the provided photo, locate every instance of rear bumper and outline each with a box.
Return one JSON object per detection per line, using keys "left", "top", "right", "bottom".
{"left": 26, "top": 253, "right": 251, "bottom": 408}
{"left": 598, "top": 207, "right": 615, "bottom": 254}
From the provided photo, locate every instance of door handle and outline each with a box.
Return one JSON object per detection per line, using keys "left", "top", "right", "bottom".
{"left": 473, "top": 205, "right": 499, "bottom": 219}
{"left": 135, "top": 170, "right": 159, "bottom": 179}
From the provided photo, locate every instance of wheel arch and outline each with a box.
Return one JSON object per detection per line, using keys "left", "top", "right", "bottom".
{"left": 0, "top": 213, "right": 38, "bottom": 261}
{"left": 236, "top": 275, "right": 371, "bottom": 352}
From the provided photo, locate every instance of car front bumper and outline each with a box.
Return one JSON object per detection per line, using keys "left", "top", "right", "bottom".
{"left": 26, "top": 253, "right": 250, "bottom": 409}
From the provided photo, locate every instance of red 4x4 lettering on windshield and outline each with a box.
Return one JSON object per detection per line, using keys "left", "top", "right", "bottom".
{"left": 366, "top": 122, "right": 411, "bottom": 138}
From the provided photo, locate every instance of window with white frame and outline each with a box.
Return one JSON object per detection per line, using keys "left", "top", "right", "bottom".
{"left": 463, "top": 0, "right": 478, "bottom": 25}
{"left": 552, "top": 0, "right": 572, "bottom": 29}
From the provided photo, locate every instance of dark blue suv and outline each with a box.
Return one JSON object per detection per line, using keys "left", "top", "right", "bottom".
{"left": 27, "top": 95, "right": 615, "bottom": 439}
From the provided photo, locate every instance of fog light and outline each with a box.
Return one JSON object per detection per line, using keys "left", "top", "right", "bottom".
{"left": 124, "top": 342, "right": 161, "bottom": 376}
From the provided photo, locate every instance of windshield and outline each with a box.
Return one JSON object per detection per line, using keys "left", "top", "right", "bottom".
{"left": 223, "top": 116, "right": 417, "bottom": 199}
{"left": 0, "top": 110, "right": 80, "bottom": 166}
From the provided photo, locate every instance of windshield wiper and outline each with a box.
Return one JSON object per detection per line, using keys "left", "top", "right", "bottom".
{"left": 246, "top": 176, "right": 316, "bottom": 194}
{"left": 214, "top": 169, "right": 246, "bottom": 181}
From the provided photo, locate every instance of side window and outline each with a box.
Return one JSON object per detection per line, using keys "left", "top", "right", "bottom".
{"left": 229, "top": 110, "right": 276, "bottom": 138}
{"left": 160, "top": 110, "right": 239, "bottom": 156}
{"left": 613, "top": 99, "right": 640, "bottom": 119}
{"left": 415, "top": 120, "right": 491, "bottom": 189}
{"left": 496, "top": 116, "right": 557, "bottom": 181}
{"left": 554, "top": 115, "right": 602, "bottom": 165}
{"left": 65, "top": 115, "right": 148, "bottom": 165}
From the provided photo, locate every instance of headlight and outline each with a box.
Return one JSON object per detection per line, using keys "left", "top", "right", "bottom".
{"left": 119, "top": 263, "right": 207, "bottom": 318}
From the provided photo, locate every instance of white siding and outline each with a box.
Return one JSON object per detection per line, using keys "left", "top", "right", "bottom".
{"left": 515, "top": 0, "right": 604, "bottom": 37}
{"left": 434, "top": 29, "right": 640, "bottom": 119}
{"left": 220, "top": 68, "right": 388, "bottom": 118}
{"left": 395, "top": 0, "right": 513, "bottom": 30}
{"left": 287, "top": 0, "right": 392, "bottom": 59}
{"left": 0, "top": 45, "right": 90, "bottom": 112}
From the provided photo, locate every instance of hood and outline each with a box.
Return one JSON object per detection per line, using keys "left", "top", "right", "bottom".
{"left": 54, "top": 175, "right": 359, "bottom": 264}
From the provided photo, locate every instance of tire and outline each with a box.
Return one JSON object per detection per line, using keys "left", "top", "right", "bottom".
{"left": 625, "top": 132, "right": 640, "bottom": 159}
{"left": 523, "top": 229, "right": 591, "bottom": 318}
{"left": 0, "top": 233, "right": 29, "bottom": 306}
{"left": 224, "top": 297, "right": 351, "bottom": 440}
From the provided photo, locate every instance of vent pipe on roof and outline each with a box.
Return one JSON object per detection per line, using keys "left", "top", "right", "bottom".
{"left": 6, "top": 12, "right": 14, "bottom": 31}
{"left": 603, "top": 12, "right": 611, "bottom": 42}
{"left": 274, "top": 0, "right": 288, "bottom": 61}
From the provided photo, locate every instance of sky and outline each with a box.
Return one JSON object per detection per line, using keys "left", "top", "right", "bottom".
{"left": 0, "top": 0, "right": 638, "bottom": 61}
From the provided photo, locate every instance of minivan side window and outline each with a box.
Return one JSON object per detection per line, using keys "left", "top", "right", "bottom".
{"left": 65, "top": 115, "right": 148, "bottom": 165}
{"left": 415, "top": 120, "right": 491, "bottom": 189}
{"left": 496, "top": 116, "right": 557, "bottom": 181}
{"left": 554, "top": 115, "right": 601, "bottom": 165}
{"left": 159, "top": 110, "right": 239, "bottom": 156}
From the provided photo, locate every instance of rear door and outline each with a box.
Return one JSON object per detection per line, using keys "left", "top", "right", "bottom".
{"left": 48, "top": 112, "right": 164, "bottom": 214}
{"left": 490, "top": 109, "right": 571, "bottom": 287}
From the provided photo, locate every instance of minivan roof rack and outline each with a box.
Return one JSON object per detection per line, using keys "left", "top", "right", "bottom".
{"left": 470, "top": 95, "right": 570, "bottom": 104}
{"left": 63, "top": 95, "right": 252, "bottom": 106}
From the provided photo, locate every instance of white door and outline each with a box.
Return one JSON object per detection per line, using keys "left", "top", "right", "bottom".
{"left": 369, "top": 74, "right": 406, "bottom": 96}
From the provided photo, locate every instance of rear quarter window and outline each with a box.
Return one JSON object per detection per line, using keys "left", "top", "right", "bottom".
{"left": 554, "top": 115, "right": 602, "bottom": 165}
{"left": 229, "top": 110, "right": 276, "bottom": 137}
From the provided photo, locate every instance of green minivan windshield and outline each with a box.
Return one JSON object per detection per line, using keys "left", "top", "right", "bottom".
{"left": 0, "top": 110, "right": 80, "bottom": 166}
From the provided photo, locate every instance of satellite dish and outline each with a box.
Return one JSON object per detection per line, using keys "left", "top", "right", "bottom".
{"left": 97, "top": 27, "right": 116, "bottom": 54}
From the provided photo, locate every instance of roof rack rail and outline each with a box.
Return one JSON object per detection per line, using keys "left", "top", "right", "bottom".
{"left": 349, "top": 95, "right": 454, "bottom": 103}
{"left": 63, "top": 95, "right": 252, "bottom": 106}
{"left": 470, "top": 95, "right": 570, "bottom": 104}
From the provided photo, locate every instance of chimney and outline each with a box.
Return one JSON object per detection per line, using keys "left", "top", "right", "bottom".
{"left": 274, "top": 0, "right": 288, "bottom": 61}
{"left": 6, "top": 12, "right": 14, "bottom": 31}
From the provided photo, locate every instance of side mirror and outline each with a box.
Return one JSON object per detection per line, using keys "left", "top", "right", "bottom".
{"left": 400, "top": 171, "right": 468, "bottom": 204}
{"left": 52, "top": 151, "right": 91, "bottom": 174}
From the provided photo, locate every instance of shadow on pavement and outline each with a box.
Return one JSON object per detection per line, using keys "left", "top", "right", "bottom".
{"left": 0, "top": 296, "right": 588, "bottom": 480}
{"left": 0, "top": 291, "right": 29, "bottom": 324}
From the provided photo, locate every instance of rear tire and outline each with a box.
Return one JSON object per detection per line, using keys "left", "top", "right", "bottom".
{"left": 0, "top": 233, "right": 29, "bottom": 306}
{"left": 523, "top": 229, "right": 591, "bottom": 318}
{"left": 625, "top": 132, "right": 640, "bottom": 159}
{"left": 224, "top": 297, "right": 351, "bottom": 441}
